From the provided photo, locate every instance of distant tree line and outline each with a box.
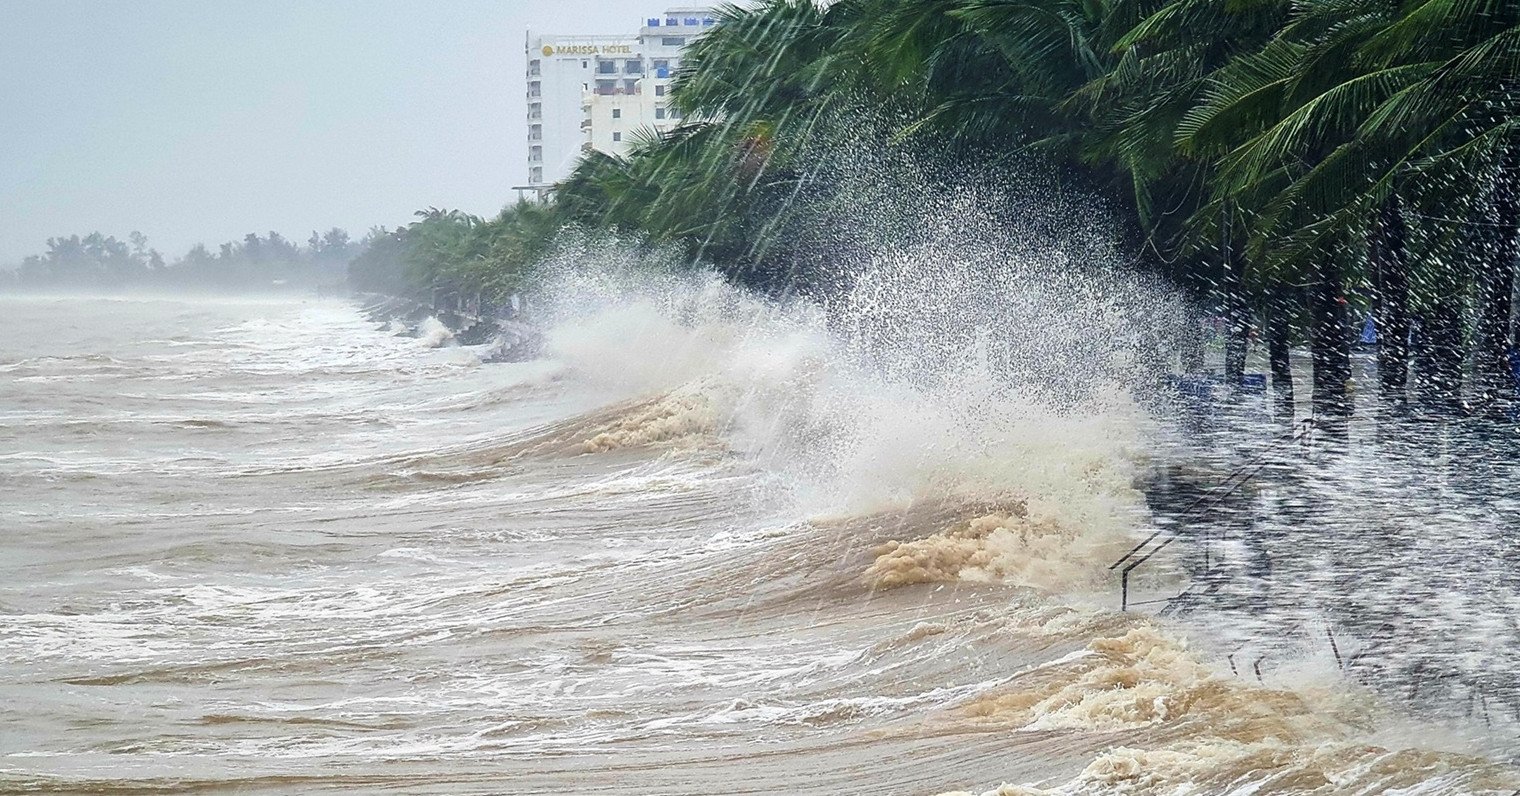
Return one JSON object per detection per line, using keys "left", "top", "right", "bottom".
{"left": 2, "top": 228, "right": 358, "bottom": 291}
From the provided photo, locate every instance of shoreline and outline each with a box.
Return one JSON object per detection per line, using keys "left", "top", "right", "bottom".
{"left": 355, "top": 292, "right": 543, "bottom": 362}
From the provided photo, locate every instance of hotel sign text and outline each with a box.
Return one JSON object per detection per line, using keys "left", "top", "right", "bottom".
{"left": 542, "top": 44, "right": 633, "bottom": 56}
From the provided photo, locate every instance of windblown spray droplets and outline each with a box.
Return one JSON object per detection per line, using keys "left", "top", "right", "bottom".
{"left": 530, "top": 180, "right": 1179, "bottom": 516}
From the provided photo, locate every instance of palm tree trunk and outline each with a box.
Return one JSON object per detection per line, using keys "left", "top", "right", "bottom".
{"left": 1180, "top": 299, "right": 1206, "bottom": 374}
{"left": 1222, "top": 262, "right": 1246, "bottom": 394}
{"left": 1371, "top": 195, "right": 1411, "bottom": 407}
{"left": 1221, "top": 214, "right": 1250, "bottom": 394}
{"left": 1267, "top": 288, "right": 1295, "bottom": 421}
{"left": 1477, "top": 144, "right": 1519, "bottom": 417}
{"left": 1309, "top": 260, "right": 1352, "bottom": 437}
{"left": 1415, "top": 301, "right": 1465, "bottom": 413}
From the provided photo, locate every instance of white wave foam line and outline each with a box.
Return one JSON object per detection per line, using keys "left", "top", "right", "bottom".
{"left": 649, "top": 680, "right": 1003, "bottom": 730}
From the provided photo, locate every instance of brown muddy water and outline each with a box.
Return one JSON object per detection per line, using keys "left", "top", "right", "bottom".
{"left": 0, "top": 291, "right": 1515, "bottom": 795}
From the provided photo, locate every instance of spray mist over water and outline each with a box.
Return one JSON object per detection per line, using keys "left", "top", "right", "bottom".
{"left": 529, "top": 186, "right": 1181, "bottom": 522}
{"left": 415, "top": 316, "right": 456, "bottom": 348}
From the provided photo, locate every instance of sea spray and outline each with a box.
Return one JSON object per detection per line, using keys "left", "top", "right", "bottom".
{"left": 494, "top": 201, "right": 1520, "bottom": 792}
{"left": 416, "top": 315, "right": 455, "bottom": 348}
{"left": 527, "top": 201, "right": 1180, "bottom": 519}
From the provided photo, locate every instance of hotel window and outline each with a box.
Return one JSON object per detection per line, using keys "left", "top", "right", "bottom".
{"left": 666, "top": 17, "right": 677, "bottom": 25}
{"left": 597, "top": 60, "right": 615, "bottom": 74}
{"left": 647, "top": 18, "right": 659, "bottom": 26}
{"left": 612, "top": 108, "right": 621, "bottom": 119}
{"left": 654, "top": 58, "right": 670, "bottom": 79}
{"left": 684, "top": 18, "right": 699, "bottom": 26}
{"left": 655, "top": 107, "right": 665, "bottom": 119}
{"left": 703, "top": 17, "right": 715, "bottom": 25}
{"left": 529, "top": 145, "right": 542, "bottom": 161}
{"left": 613, "top": 132, "right": 622, "bottom": 142}
{"left": 655, "top": 84, "right": 666, "bottom": 97}
{"left": 530, "top": 167, "right": 543, "bottom": 182}
{"left": 529, "top": 124, "right": 542, "bottom": 140}
{"left": 662, "top": 36, "right": 685, "bottom": 46}
{"left": 624, "top": 59, "right": 643, "bottom": 74}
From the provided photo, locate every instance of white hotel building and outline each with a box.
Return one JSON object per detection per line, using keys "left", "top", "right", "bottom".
{"left": 524, "top": 8, "right": 714, "bottom": 195}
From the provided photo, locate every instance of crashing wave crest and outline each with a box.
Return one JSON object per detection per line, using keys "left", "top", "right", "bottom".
{"left": 864, "top": 500, "right": 1135, "bottom": 592}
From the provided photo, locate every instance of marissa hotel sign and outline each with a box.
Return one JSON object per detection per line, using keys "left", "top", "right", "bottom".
{"left": 540, "top": 43, "right": 634, "bottom": 56}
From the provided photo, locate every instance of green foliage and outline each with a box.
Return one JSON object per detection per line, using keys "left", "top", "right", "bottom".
{"left": 346, "top": 201, "right": 559, "bottom": 301}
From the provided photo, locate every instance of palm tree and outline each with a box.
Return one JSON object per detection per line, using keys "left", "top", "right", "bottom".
{"left": 1178, "top": 0, "right": 1519, "bottom": 415}
{"left": 1083, "top": 0, "right": 1290, "bottom": 392}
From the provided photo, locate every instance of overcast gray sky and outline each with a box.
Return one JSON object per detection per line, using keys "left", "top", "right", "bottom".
{"left": 0, "top": 0, "right": 644, "bottom": 264}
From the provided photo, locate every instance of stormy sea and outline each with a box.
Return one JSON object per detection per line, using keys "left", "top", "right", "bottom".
{"left": 2, "top": 251, "right": 1518, "bottom": 794}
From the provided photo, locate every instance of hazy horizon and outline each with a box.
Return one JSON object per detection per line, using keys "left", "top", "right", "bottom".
{"left": 0, "top": 0, "right": 654, "bottom": 265}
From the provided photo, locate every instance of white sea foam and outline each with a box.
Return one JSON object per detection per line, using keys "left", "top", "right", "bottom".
{"left": 416, "top": 316, "right": 455, "bottom": 348}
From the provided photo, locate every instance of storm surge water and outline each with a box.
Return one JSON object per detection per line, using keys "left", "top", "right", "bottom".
{"left": 0, "top": 229, "right": 1514, "bottom": 794}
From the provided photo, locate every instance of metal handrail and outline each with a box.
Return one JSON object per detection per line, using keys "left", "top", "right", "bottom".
{"left": 1115, "top": 418, "right": 1315, "bottom": 611}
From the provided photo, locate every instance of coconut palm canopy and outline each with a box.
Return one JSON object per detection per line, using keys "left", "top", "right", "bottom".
{"left": 350, "top": 0, "right": 1520, "bottom": 419}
